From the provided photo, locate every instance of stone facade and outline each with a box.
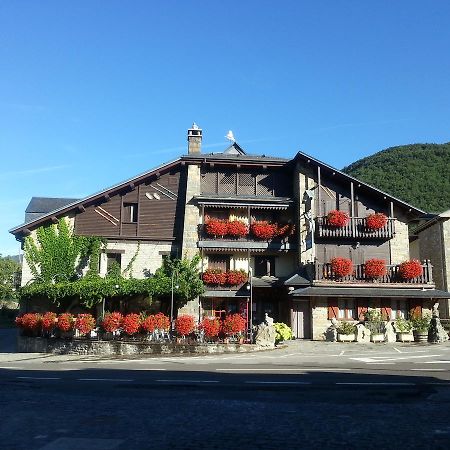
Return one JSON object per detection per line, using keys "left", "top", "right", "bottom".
{"left": 389, "top": 220, "right": 410, "bottom": 265}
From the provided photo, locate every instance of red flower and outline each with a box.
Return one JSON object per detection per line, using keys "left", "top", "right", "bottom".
{"left": 154, "top": 312, "right": 170, "bottom": 331}
{"left": 399, "top": 260, "right": 423, "bottom": 279}
{"left": 41, "top": 312, "right": 57, "bottom": 332}
{"left": 18, "top": 313, "right": 41, "bottom": 331}
{"left": 326, "top": 210, "right": 349, "bottom": 227}
{"left": 199, "top": 317, "right": 221, "bottom": 338}
{"left": 175, "top": 315, "right": 195, "bottom": 336}
{"left": 366, "top": 213, "right": 388, "bottom": 230}
{"left": 101, "top": 312, "right": 123, "bottom": 333}
{"left": 122, "top": 313, "right": 141, "bottom": 335}
{"left": 226, "top": 270, "right": 248, "bottom": 286}
{"left": 331, "top": 257, "right": 353, "bottom": 278}
{"left": 251, "top": 221, "right": 278, "bottom": 240}
{"left": 227, "top": 220, "right": 249, "bottom": 237}
{"left": 222, "top": 314, "right": 246, "bottom": 335}
{"left": 202, "top": 269, "right": 227, "bottom": 285}
{"left": 277, "top": 223, "right": 296, "bottom": 238}
{"left": 75, "top": 314, "right": 96, "bottom": 335}
{"left": 57, "top": 313, "right": 75, "bottom": 332}
{"left": 141, "top": 315, "right": 156, "bottom": 333}
{"left": 205, "top": 219, "right": 228, "bottom": 237}
{"left": 364, "top": 259, "right": 387, "bottom": 279}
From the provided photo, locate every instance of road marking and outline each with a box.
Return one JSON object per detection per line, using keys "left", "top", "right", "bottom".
{"left": 411, "top": 368, "right": 446, "bottom": 371}
{"left": 0, "top": 366, "right": 24, "bottom": 370}
{"left": 419, "top": 360, "right": 450, "bottom": 364}
{"left": 339, "top": 351, "right": 345, "bottom": 356}
{"left": 393, "top": 347, "right": 402, "bottom": 353}
{"left": 336, "top": 382, "right": 416, "bottom": 386}
{"left": 156, "top": 379, "right": 219, "bottom": 383}
{"left": 17, "top": 376, "right": 60, "bottom": 380}
{"left": 245, "top": 381, "right": 312, "bottom": 385}
{"left": 216, "top": 368, "right": 351, "bottom": 372}
{"left": 351, "top": 354, "right": 441, "bottom": 363}
{"left": 366, "top": 362, "right": 396, "bottom": 365}
{"left": 78, "top": 378, "right": 133, "bottom": 382}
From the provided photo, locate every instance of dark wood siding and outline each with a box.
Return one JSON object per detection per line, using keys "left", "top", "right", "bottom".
{"left": 75, "top": 194, "right": 121, "bottom": 236}
{"left": 316, "top": 241, "right": 391, "bottom": 265}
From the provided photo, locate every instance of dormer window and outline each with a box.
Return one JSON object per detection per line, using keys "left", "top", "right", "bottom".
{"left": 123, "top": 202, "right": 138, "bottom": 223}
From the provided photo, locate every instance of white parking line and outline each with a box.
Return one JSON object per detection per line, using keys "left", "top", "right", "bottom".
{"left": 336, "top": 382, "right": 416, "bottom": 386}
{"left": 410, "top": 368, "right": 446, "bottom": 371}
{"left": 17, "top": 376, "right": 60, "bottom": 380}
{"left": 216, "top": 368, "right": 351, "bottom": 372}
{"left": 245, "top": 381, "right": 312, "bottom": 385}
{"left": 351, "top": 354, "right": 441, "bottom": 363}
{"left": 156, "top": 379, "right": 219, "bottom": 383}
{"left": 78, "top": 378, "right": 133, "bottom": 382}
{"left": 419, "top": 360, "right": 450, "bottom": 364}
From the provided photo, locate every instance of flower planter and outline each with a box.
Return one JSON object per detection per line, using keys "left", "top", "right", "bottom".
{"left": 397, "top": 332, "right": 414, "bottom": 342}
{"left": 371, "top": 333, "right": 385, "bottom": 343}
{"left": 337, "top": 333, "right": 355, "bottom": 342}
{"left": 414, "top": 331, "right": 428, "bottom": 343}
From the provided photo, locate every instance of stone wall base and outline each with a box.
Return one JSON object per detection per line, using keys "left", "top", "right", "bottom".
{"left": 17, "top": 336, "right": 260, "bottom": 356}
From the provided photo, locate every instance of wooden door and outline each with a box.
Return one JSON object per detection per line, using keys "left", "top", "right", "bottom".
{"left": 292, "top": 301, "right": 311, "bottom": 339}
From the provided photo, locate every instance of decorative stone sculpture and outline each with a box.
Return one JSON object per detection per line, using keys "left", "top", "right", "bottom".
{"left": 356, "top": 323, "right": 371, "bottom": 343}
{"left": 325, "top": 318, "right": 338, "bottom": 342}
{"left": 384, "top": 321, "right": 397, "bottom": 343}
{"left": 255, "top": 314, "right": 277, "bottom": 348}
{"left": 429, "top": 303, "right": 449, "bottom": 344}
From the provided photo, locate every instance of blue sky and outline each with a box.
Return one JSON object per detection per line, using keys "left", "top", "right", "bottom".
{"left": 1, "top": 0, "right": 450, "bottom": 255}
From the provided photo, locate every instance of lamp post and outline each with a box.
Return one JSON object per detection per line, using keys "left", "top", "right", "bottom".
{"left": 247, "top": 267, "right": 253, "bottom": 342}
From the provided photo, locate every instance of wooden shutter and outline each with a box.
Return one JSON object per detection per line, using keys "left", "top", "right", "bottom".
{"left": 381, "top": 299, "right": 392, "bottom": 321}
{"left": 409, "top": 299, "right": 422, "bottom": 318}
{"left": 357, "top": 299, "right": 368, "bottom": 321}
{"left": 328, "top": 297, "right": 339, "bottom": 320}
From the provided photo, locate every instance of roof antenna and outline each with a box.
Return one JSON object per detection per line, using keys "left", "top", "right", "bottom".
{"left": 225, "top": 130, "right": 235, "bottom": 142}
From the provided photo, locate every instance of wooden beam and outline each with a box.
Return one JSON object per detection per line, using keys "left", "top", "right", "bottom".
{"left": 103, "top": 194, "right": 110, "bottom": 202}
{"left": 128, "top": 182, "right": 135, "bottom": 191}
{"left": 77, "top": 205, "right": 85, "bottom": 213}
{"left": 23, "top": 228, "right": 31, "bottom": 236}
{"left": 50, "top": 216, "right": 58, "bottom": 224}
{"left": 317, "top": 166, "right": 322, "bottom": 216}
{"left": 155, "top": 172, "right": 161, "bottom": 179}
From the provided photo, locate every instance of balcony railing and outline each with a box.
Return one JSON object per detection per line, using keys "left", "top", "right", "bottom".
{"left": 314, "top": 260, "right": 434, "bottom": 285}
{"left": 315, "top": 217, "right": 395, "bottom": 240}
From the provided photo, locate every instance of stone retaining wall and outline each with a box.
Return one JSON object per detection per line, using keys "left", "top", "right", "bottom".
{"left": 17, "top": 336, "right": 259, "bottom": 356}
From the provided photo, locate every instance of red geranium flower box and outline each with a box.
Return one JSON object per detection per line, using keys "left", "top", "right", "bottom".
{"left": 75, "top": 313, "right": 96, "bottom": 335}
{"left": 364, "top": 259, "right": 387, "bottom": 279}
{"left": 226, "top": 270, "right": 248, "bottom": 286}
{"left": 175, "top": 315, "right": 195, "bottom": 337}
{"left": 199, "top": 317, "right": 221, "bottom": 338}
{"left": 57, "top": 313, "right": 75, "bottom": 332}
{"left": 398, "top": 260, "right": 423, "bottom": 279}
{"left": 122, "top": 313, "right": 141, "bottom": 335}
{"left": 17, "top": 313, "right": 41, "bottom": 331}
{"left": 331, "top": 257, "right": 353, "bottom": 278}
{"left": 277, "top": 223, "right": 296, "bottom": 238}
{"left": 227, "top": 220, "right": 249, "bottom": 238}
{"left": 41, "top": 312, "right": 57, "bottom": 332}
{"left": 222, "top": 314, "right": 246, "bottom": 336}
{"left": 101, "top": 312, "right": 123, "bottom": 333}
{"left": 141, "top": 314, "right": 156, "bottom": 333}
{"left": 205, "top": 219, "right": 228, "bottom": 237}
{"left": 154, "top": 312, "right": 170, "bottom": 331}
{"left": 202, "top": 269, "right": 227, "bottom": 285}
{"left": 366, "top": 213, "right": 388, "bottom": 230}
{"left": 327, "top": 210, "right": 349, "bottom": 227}
{"left": 251, "top": 221, "right": 278, "bottom": 240}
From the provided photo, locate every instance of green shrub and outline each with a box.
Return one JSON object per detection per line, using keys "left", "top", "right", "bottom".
{"left": 337, "top": 321, "right": 356, "bottom": 335}
{"left": 274, "top": 322, "right": 293, "bottom": 343}
{"left": 410, "top": 313, "right": 431, "bottom": 332}
{"left": 395, "top": 317, "right": 413, "bottom": 333}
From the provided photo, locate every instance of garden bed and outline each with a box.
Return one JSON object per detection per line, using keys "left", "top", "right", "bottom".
{"left": 17, "top": 335, "right": 258, "bottom": 356}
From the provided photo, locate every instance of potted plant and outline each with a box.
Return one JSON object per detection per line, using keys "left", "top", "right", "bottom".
{"left": 366, "top": 212, "right": 388, "bottom": 230}
{"left": 204, "top": 219, "right": 228, "bottom": 238}
{"left": 202, "top": 268, "right": 227, "bottom": 286}
{"left": 330, "top": 257, "right": 353, "bottom": 278}
{"left": 336, "top": 321, "right": 356, "bottom": 342}
{"left": 57, "top": 313, "right": 76, "bottom": 339}
{"left": 364, "top": 259, "right": 387, "bottom": 280}
{"left": 75, "top": 313, "right": 96, "bottom": 338}
{"left": 398, "top": 260, "right": 423, "bottom": 280}
{"left": 365, "top": 309, "right": 385, "bottom": 342}
{"left": 175, "top": 315, "right": 195, "bottom": 342}
{"left": 101, "top": 312, "right": 123, "bottom": 339}
{"left": 411, "top": 312, "right": 431, "bottom": 342}
{"left": 121, "top": 313, "right": 141, "bottom": 337}
{"left": 326, "top": 210, "right": 349, "bottom": 227}
{"left": 226, "top": 269, "right": 248, "bottom": 286}
{"left": 394, "top": 317, "right": 414, "bottom": 342}
{"left": 222, "top": 313, "right": 246, "bottom": 343}
{"left": 199, "top": 317, "right": 221, "bottom": 342}
{"left": 250, "top": 221, "right": 278, "bottom": 240}
{"left": 227, "top": 220, "right": 249, "bottom": 238}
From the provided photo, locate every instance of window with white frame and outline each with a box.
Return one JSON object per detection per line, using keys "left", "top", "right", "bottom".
{"left": 390, "top": 299, "right": 408, "bottom": 319}
{"left": 338, "top": 298, "right": 356, "bottom": 320}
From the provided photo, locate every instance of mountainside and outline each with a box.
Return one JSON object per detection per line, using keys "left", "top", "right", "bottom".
{"left": 343, "top": 143, "right": 450, "bottom": 213}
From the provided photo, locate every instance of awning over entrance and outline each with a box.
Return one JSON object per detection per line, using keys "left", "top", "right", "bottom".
{"left": 290, "top": 287, "right": 450, "bottom": 298}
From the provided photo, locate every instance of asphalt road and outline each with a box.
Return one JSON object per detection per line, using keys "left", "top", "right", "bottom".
{"left": 1, "top": 339, "right": 450, "bottom": 450}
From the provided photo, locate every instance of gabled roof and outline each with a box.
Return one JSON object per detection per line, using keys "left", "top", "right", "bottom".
{"left": 294, "top": 151, "right": 426, "bottom": 215}
{"left": 10, "top": 157, "right": 182, "bottom": 235}
{"left": 222, "top": 142, "right": 247, "bottom": 155}
{"left": 25, "top": 197, "right": 79, "bottom": 224}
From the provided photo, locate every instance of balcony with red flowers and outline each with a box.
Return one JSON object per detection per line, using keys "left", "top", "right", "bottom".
{"left": 313, "top": 258, "right": 434, "bottom": 287}
{"left": 315, "top": 211, "right": 395, "bottom": 240}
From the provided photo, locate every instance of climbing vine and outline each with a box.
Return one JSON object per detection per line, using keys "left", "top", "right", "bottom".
{"left": 122, "top": 241, "right": 140, "bottom": 278}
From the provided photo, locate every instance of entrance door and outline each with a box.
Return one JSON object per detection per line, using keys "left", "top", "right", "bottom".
{"left": 292, "top": 301, "right": 311, "bottom": 339}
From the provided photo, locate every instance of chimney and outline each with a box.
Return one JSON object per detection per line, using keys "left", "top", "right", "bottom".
{"left": 187, "top": 122, "right": 202, "bottom": 154}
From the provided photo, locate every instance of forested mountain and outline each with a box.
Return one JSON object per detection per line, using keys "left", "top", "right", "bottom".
{"left": 343, "top": 143, "right": 450, "bottom": 213}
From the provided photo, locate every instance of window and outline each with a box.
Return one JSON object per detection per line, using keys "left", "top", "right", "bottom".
{"left": 391, "top": 299, "right": 408, "bottom": 319}
{"left": 207, "top": 255, "right": 230, "bottom": 271}
{"left": 123, "top": 203, "right": 138, "bottom": 223}
{"left": 328, "top": 297, "right": 356, "bottom": 320}
{"left": 254, "top": 256, "right": 276, "bottom": 277}
{"left": 106, "top": 253, "right": 121, "bottom": 271}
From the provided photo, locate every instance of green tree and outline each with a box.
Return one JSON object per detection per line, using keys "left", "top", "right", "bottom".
{"left": 0, "top": 255, "right": 21, "bottom": 302}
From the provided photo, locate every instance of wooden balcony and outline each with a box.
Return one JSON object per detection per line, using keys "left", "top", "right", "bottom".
{"left": 314, "top": 260, "right": 434, "bottom": 286}
{"left": 315, "top": 217, "right": 395, "bottom": 240}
